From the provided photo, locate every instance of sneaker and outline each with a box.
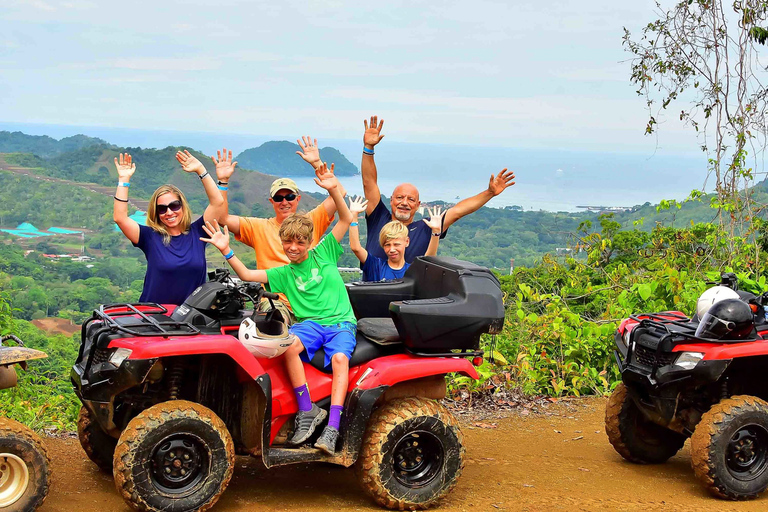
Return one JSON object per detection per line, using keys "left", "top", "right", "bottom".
{"left": 314, "top": 425, "right": 340, "bottom": 455}
{"left": 287, "top": 404, "right": 327, "bottom": 446}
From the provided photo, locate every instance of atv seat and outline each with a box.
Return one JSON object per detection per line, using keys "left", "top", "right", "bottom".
{"left": 308, "top": 331, "right": 403, "bottom": 373}
{"left": 357, "top": 317, "right": 402, "bottom": 345}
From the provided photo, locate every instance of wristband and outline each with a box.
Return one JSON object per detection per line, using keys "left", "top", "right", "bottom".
{"left": 217, "top": 185, "right": 228, "bottom": 191}
{"left": 432, "top": 231, "right": 441, "bottom": 237}
{"left": 217, "top": 180, "right": 229, "bottom": 186}
{"left": 224, "top": 249, "right": 235, "bottom": 260}
{"left": 198, "top": 171, "right": 210, "bottom": 180}
{"left": 350, "top": 222, "right": 358, "bottom": 227}
{"left": 118, "top": 182, "right": 130, "bottom": 187}
{"left": 114, "top": 196, "right": 128, "bottom": 203}
{"left": 362, "top": 147, "right": 374, "bottom": 156}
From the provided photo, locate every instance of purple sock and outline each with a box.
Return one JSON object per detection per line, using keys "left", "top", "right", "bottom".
{"left": 329, "top": 405, "right": 343, "bottom": 430}
{"left": 295, "top": 384, "right": 312, "bottom": 412}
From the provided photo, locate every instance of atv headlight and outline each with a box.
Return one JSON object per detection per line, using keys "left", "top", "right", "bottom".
{"left": 621, "top": 328, "right": 631, "bottom": 347}
{"left": 109, "top": 348, "right": 133, "bottom": 367}
{"left": 673, "top": 351, "right": 704, "bottom": 370}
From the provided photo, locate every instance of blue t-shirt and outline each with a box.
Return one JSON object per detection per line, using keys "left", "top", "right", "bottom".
{"left": 364, "top": 199, "right": 447, "bottom": 264}
{"left": 134, "top": 216, "right": 208, "bottom": 305}
{"left": 362, "top": 256, "right": 410, "bottom": 282}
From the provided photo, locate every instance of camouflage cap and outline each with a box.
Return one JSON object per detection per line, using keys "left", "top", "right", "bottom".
{"left": 269, "top": 178, "right": 300, "bottom": 197}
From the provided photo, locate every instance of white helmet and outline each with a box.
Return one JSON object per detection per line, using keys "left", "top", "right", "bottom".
{"left": 696, "top": 286, "right": 740, "bottom": 320}
{"left": 238, "top": 317, "right": 294, "bottom": 358}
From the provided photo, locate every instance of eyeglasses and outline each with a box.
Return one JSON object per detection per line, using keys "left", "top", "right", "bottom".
{"left": 156, "top": 200, "right": 182, "bottom": 215}
{"left": 272, "top": 193, "right": 297, "bottom": 202}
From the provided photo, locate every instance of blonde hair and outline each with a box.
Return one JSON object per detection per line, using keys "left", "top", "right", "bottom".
{"left": 146, "top": 184, "right": 193, "bottom": 245}
{"left": 279, "top": 213, "right": 314, "bottom": 242}
{"left": 379, "top": 220, "right": 409, "bottom": 247}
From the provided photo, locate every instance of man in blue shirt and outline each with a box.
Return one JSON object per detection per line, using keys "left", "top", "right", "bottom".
{"left": 360, "top": 116, "right": 517, "bottom": 263}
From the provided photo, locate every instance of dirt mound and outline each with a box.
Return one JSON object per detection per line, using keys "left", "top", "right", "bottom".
{"left": 32, "top": 317, "right": 79, "bottom": 337}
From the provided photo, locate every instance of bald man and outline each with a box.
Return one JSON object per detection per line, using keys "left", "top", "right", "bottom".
{"left": 360, "top": 116, "right": 516, "bottom": 274}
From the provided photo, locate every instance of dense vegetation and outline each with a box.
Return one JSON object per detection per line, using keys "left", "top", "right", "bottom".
{"left": 0, "top": 131, "right": 108, "bottom": 158}
{"left": 235, "top": 140, "right": 358, "bottom": 176}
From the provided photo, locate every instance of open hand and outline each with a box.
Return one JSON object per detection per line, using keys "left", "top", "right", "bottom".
{"left": 488, "top": 168, "right": 515, "bottom": 196}
{"left": 211, "top": 148, "right": 237, "bottom": 181}
{"left": 424, "top": 206, "right": 446, "bottom": 233}
{"left": 363, "top": 116, "right": 385, "bottom": 147}
{"left": 295, "top": 136, "right": 321, "bottom": 167}
{"left": 348, "top": 195, "right": 369, "bottom": 216}
{"left": 200, "top": 219, "right": 231, "bottom": 253}
{"left": 175, "top": 150, "right": 206, "bottom": 175}
{"left": 314, "top": 162, "right": 338, "bottom": 191}
{"left": 114, "top": 153, "right": 136, "bottom": 180}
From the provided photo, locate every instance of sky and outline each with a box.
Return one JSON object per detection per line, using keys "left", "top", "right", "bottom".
{"left": 0, "top": 0, "right": 701, "bottom": 154}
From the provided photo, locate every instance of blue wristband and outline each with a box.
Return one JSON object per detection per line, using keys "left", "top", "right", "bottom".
{"left": 362, "top": 147, "right": 374, "bottom": 155}
{"left": 118, "top": 182, "right": 130, "bottom": 187}
{"left": 217, "top": 185, "right": 228, "bottom": 191}
{"left": 224, "top": 249, "right": 235, "bottom": 260}
{"left": 350, "top": 222, "right": 358, "bottom": 226}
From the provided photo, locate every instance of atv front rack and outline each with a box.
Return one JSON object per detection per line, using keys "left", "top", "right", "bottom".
{"left": 82, "top": 303, "right": 200, "bottom": 341}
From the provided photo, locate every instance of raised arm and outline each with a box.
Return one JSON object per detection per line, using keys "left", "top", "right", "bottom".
{"left": 296, "top": 136, "right": 346, "bottom": 219}
{"left": 175, "top": 150, "right": 225, "bottom": 223}
{"left": 347, "top": 196, "right": 370, "bottom": 263}
{"left": 443, "top": 168, "right": 516, "bottom": 230}
{"left": 112, "top": 153, "right": 140, "bottom": 245}
{"left": 210, "top": 148, "right": 242, "bottom": 236}
{"left": 200, "top": 220, "right": 268, "bottom": 283}
{"left": 361, "top": 116, "right": 385, "bottom": 215}
{"left": 314, "top": 163, "right": 353, "bottom": 242}
{"left": 423, "top": 206, "right": 445, "bottom": 257}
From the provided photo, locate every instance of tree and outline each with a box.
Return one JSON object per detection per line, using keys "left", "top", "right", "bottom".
{"left": 624, "top": 0, "right": 768, "bottom": 253}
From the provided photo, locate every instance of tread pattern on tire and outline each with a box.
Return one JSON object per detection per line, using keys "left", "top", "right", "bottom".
{"left": 357, "top": 397, "right": 465, "bottom": 511}
{"left": 77, "top": 406, "right": 116, "bottom": 472}
{"left": 605, "top": 382, "right": 685, "bottom": 464}
{"left": 0, "top": 416, "right": 52, "bottom": 512}
{"left": 112, "top": 400, "right": 235, "bottom": 512}
{"left": 691, "top": 395, "right": 768, "bottom": 500}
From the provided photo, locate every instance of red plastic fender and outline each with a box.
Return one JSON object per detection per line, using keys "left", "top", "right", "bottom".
{"left": 351, "top": 353, "right": 479, "bottom": 390}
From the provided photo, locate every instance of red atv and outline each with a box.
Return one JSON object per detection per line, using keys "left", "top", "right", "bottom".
{"left": 606, "top": 273, "right": 768, "bottom": 500}
{"left": 71, "top": 256, "right": 504, "bottom": 512}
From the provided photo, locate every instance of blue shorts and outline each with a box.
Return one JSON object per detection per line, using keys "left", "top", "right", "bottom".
{"left": 289, "top": 320, "right": 357, "bottom": 368}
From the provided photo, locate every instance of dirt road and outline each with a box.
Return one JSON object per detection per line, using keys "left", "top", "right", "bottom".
{"left": 37, "top": 398, "right": 762, "bottom": 512}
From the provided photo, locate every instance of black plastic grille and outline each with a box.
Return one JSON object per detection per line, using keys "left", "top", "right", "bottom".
{"left": 91, "top": 348, "right": 112, "bottom": 366}
{"left": 633, "top": 345, "right": 676, "bottom": 368}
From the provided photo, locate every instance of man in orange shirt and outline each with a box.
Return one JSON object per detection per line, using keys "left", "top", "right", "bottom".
{"left": 213, "top": 138, "right": 344, "bottom": 319}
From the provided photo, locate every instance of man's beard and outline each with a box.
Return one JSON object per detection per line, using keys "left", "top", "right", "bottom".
{"left": 393, "top": 209, "right": 411, "bottom": 222}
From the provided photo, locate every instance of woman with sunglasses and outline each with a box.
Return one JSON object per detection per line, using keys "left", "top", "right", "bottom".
{"left": 112, "top": 150, "right": 226, "bottom": 306}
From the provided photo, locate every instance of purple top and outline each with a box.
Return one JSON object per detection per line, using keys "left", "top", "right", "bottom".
{"left": 134, "top": 216, "right": 207, "bottom": 305}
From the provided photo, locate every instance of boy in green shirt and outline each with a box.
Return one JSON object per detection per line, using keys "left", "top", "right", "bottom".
{"left": 201, "top": 162, "right": 359, "bottom": 455}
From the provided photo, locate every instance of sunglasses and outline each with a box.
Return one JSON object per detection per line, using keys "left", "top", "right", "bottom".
{"left": 156, "top": 200, "right": 182, "bottom": 215}
{"left": 272, "top": 193, "right": 297, "bottom": 202}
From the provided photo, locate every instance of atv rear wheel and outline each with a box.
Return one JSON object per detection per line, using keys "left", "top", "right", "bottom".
{"left": 357, "top": 397, "right": 464, "bottom": 510}
{"left": 605, "top": 382, "right": 686, "bottom": 464}
{"left": 77, "top": 406, "right": 117, "bottom": 472}
{"left": 113, "top": 400, "right": 234, "bottom": 512}
{"left": 691, "top": 395, "right": 768, "bottom": 500}
{"left": 0, "top": 417, "right": 51, "bottom": 512}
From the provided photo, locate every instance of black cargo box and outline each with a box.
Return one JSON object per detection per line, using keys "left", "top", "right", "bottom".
{"left": 347, "top": 256, "right": 505, "bottom": 352}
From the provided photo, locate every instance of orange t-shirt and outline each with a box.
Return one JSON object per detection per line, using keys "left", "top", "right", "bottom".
{"left": 235, "top": 204, "right": 332, "bottom": 270}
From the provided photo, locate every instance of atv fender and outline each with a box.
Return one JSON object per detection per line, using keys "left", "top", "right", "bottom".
{"left": 352, "top": 353, "right": 479, "bottom": 390}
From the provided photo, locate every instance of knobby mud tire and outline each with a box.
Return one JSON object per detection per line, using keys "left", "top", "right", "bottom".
{"left": 356, "top": 397, "right": 465, "bottom": 510}
{"left": 691, "top": 395, "right": 768, "bottom": 500}
{"left": 113, "top": 400, "right": 234, "bottom": 512}
{"left": 605, "top": 382, "right": 686, "bottom": 464}
{"left": 77, "top": 406, "right": 117, "bottom": 473}
{"left": 0, "top": 417, "right": 51, "bottom": 512}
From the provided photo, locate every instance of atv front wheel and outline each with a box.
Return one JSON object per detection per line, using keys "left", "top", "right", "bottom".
{"left": 113, "top": 400, "right": 234, "bottom": 512}
{"left": 357, "top": 397, "right": 464, "bottom": 510}
{"left": 77, "top": 406, "right": 117, "bottom": 472}
{"left": 691, "top": 395, "right": 768, "bottom": 500}
{"left": 605, "top": 382, "right": 686, "bottom": 464}
{"left": 0, "top": 417, "right": 51, "bottom": 512}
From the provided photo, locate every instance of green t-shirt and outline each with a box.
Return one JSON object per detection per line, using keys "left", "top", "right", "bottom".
{"left": 265, "top": 235, "right": 356, "bottom": 326}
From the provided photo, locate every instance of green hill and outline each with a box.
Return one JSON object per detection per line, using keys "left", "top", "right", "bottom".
{"left": 0, "top": 131, "right": 109, "bottom": 158}
{"left": 235, "top": 141, "right": 358, "bottom": 177}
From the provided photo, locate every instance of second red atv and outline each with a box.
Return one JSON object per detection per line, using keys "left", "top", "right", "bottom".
{"left": 71, "top": 256, "right": 504, "bottom": 512}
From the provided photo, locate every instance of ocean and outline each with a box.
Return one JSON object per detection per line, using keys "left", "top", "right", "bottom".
{"left": 1, "top": 122, "right": 708, "bottom": 212}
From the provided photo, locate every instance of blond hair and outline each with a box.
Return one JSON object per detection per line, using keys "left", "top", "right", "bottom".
{"left": 379, "top": 220, "right": 409, "bottom": 247}
{"left": 146, "top": 184, "right": 192, "bottom": 246}
{"left": 279, "top": 213, "right": 314, "bottom": 242}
